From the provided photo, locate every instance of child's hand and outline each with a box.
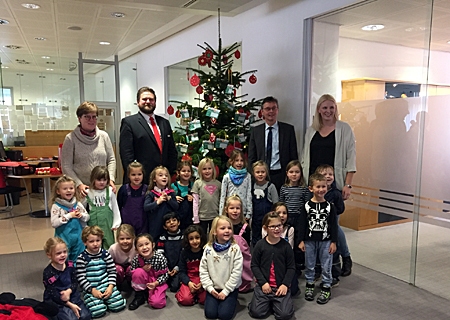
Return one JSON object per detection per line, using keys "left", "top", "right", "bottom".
{"left": 168, "top": 269, "right": 177, "bottom": 277}
{"left": 217, "top": 292, "right": 226, "bottom": 300}
{"left": 275, "top": 284, "right": 288, "bottom": 296}
{"left": 329, "top": 242, "right": 337, "bottom": 254}
{"left": 188, "top": 281, "right": 197, "bottom": 293}
{"left": 192, "top": 215, "right": 200, "bottom": 224}
{"left": 194, "top": 282, "right": 202, "bottom": 290}
{"left": 211, "top": 290, "right": 220, "bottom": 299}
{"left": 67, "top": 301, "right": 81, "bottom": 318}
{"left": 91, "top": 288, "right": 103, "bottom": 299}
{"left": 142, "top": 264, "right": 152, "bottom": 272}
{"left": 299, "top": 241, "right": 305, "bottom": 252}
{"left": 186, "top": 194, "right": 193, "bottom": 202}
{"left": 103, "top": 285, "right": 113, "bottom": 299}
{"left": 261, "top": 283, "right": 272, "bottom": 294}
{"left": 176, "top": 196, "right": 184, "bottom": 203}
{"left": 60, "top": 288, "right": 71, "bottom": 301}
{"left": 146, "top": 281, "right": 158, "bottom": 290}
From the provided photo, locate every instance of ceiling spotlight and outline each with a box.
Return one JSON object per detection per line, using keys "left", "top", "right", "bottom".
{"left": 21, "top": 3, "right": 40, "bottom": 9}
{"left": 99, "top": 41, "right": 110, "bottom": 45}
{"left": 111, "top": 12, "right": 125, "bottom": 18}
{"left": 4, "top": 45, "right": 22, "bottom": 49}
{"left": 361, "top": 24, "right": 384, "bottom": 31}
{"left": 41, "top": 56, "right": 50, "bottom": 59}
{"left": 67, "top": 26, "right": 82, "bottom": 31}
{"left": 35, "top": 37, "right": 46, "bottom": 41}
{"left": 0, "top": 18, "right": 10, "bottom": 25}
{"left": 46, "top": 68, "right": 54, "bottom": 71}
{"left": 16, "top": 59, "right": 29, "bottom": 64}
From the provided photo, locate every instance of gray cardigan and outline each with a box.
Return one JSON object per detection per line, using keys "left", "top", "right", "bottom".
{"left": 301, "top": 120, "right": 356, "bottom": 190}
{"left": 61, "top": 126, "right": 116, "bottom": 187}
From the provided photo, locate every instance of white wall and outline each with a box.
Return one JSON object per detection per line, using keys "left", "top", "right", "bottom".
{"left": 338, "top": 38, "right": 450, "bottom": 85}
{"left": 128, "top": 0, "right": 360, "bottom": 150}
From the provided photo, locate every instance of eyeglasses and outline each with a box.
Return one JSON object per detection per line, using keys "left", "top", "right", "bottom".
{"left": 262, "top": 106, "right": 277, "bottom": 112}
{"left": 267, "top": 224, "right": 283, "bottom": 230}
{"left": 82, "top": 115, "right": 97, "bottom": 121}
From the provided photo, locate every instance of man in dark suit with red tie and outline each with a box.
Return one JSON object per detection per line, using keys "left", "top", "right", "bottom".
{"left": 248, "top": 96, "right": 298, "bottom": 191}
{"left": 119, "top": 87, "right": 177, "bottom": 184}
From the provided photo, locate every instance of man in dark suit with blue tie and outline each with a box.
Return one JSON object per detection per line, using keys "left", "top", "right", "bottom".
{"left": 119, "top": 87, "right": 177, "bottom": 184}
{"left": 248, "top": 96, "right": 298, "bottom": 191}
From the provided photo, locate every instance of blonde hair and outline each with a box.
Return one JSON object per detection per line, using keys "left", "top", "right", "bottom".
{"left": 207, "top": 216, "right": 236, "bottom": 245}
{"left": 51, "top": 175, "right": 79, "bottom": 204}
{"left": 198, "top": 157, "right": 216, "bottom": 181}
{"left": 312, "top": 94, "right": 339, "bottom": 131}
{"left": 81, "top": 225, "right": 104, "bottom": 242}
{"left": 222, "top": 195, "right": 246, "bottom": 225}
{"left": 227, "top": 149, "right": 247, "bottom": 169}
{"left": 116, "top": 224, "right": 136, "bottom": 241}
{"left": 148, "top": 166, "right": 170, "bottom": 190}
{"left": 284, "top": 160, "right": 305, "bottom": 186}
{"left": 44, "top": 237, "right": 67, "bottom": 255}
{"left": 252, "top": 160, "right": 269, "bottom": 181}
{"left": 90, "top": 166, "right": 110, "bottom": 189}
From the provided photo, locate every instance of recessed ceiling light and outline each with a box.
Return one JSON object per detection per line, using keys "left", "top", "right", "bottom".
{"left": 41, "top": 56, "right": 50, "bottom": 59}
{"left": 4, "top": 45, "right": 22, "bottom": 50}
{"left": 111, "top": 12, "right": 125, "bottom": 18}
{"left": 361, "top": 24, "right": 384, "bottom": 31}
{"left": 67, "top": 26, "right": 82, "bottom": 31}
{"left": 34, "top": 37, "right": 46, "bottom": 41}
{"left": 46, "top": 68, "right": 54, "bottom": 71}
{"left": 16, "top": 59, "right": 29, "bottom": 64}
{"left": 21, "top": 3, "right": 40, "bottom": 9}
{"left": 99, "top": 41, "right": 110, "bottom": 45}
{"left": 1, "top": 66, "right": 9, "bottom": 69}
{"left": 0, "top": 18, "right": 9, "bottom": 25}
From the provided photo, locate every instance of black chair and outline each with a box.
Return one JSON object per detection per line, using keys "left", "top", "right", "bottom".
{"left": 0, "top": 185, "right": 27, "bottom": 219}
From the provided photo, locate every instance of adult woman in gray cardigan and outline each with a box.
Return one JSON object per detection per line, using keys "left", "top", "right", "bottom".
{"left": 301, "top": 94, "right": 356, "bottom": 199}
{"left": 61, "top": 101, "right": 116, "bottom": 197}
{"left": 300, "top": 94, "right": 356, "bottom": 277}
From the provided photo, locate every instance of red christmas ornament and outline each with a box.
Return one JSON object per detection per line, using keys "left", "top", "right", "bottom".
{"left": 196, "top": 85, "right": 204, "bottom": 94}
{"left": 204, "top": 49, "right": 213, "bottom": 61}
{"left": 190, "top": 74, "right": 200, "bottom": 87}
{"left": 209, "top": 94, "right": 214, "bottom": 101}
{"left": 258, "top": 109, "right": 263, "bottom": 118}
{"left": 181, "top": 154, "right": 192, "bottom": 162}
{"left": 249, "top": 74, "right": 257, "bottom": 84}
{"left": 234, "top": 50, "right": 241, "bottom": 59}
{"left": 198, "top": 56, "right": 207, "bottom": 66}
{"left": 238, "top": 108, "right": 244, "bottom": 114}
{"left": 175, "top": 110, "right": 181, "bottom": 118}
{"left": 234, "top": 141, "right": 242, "bottom": 149}
{"left": 209, "top": 132, "right": 216, "bottom": 142}
{"left": 215, "top": 165, "right": 220, "bottom": 177}
{"left": 211, "top": 118, "right": 217, "bottom": 125}
{"left": 167, "top": 105, "right": 174, "bottom": 115}
{"left": 233, "top": 89, "right": 236, "bottom": 97}
{"left": 222, "top": 55, "right": 228, "bottom": 64}
{"left": 225, "top": 144, "right": 234, "bottom": 157}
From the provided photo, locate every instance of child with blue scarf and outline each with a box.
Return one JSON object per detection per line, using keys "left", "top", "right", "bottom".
{"left": 219, "top": 149, "right": 253, "bottom": 220}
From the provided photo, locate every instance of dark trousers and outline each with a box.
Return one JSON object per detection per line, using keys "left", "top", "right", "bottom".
{"left": 269, "top": 169, "right": 285, "bottom": 192}
{"left": 248, "top": 285, "right": 294, "bottom": 320}
{"left": 200, "top": 219, "right": 213, "bottom": 235}
{"left": 204, "top": 289, "right": 238, "bottom": 320}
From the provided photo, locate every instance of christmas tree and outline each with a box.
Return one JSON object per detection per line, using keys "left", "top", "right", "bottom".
{"left": 169, "top": 37, "right": 262, "bottom": 178}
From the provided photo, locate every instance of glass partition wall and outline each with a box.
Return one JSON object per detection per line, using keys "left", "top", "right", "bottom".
{"left": 309, "top": 0, "right": 450, "bottom": 299}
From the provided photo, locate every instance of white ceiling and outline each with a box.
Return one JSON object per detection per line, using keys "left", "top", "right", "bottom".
{"left": 0, "top": 0, "right": 267, "bottom": 74}
{"left": 318, "top": 0, "right": 450, "bottom": 53}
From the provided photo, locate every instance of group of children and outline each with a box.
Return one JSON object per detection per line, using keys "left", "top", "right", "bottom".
{"left": 43, "top": 148, "right": 352, "bottom": 319}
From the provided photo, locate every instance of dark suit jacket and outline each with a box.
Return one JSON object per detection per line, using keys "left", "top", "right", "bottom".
{"left": 248, "top": 121, "right": 298, "bottom": 171}
{"left": 119, "top": 112, "right": 177, "bottom": 184}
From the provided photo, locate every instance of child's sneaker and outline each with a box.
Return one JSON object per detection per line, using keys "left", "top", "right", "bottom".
{"left": 331, "top": 278, "right": 340, "bottom": 287}
{"left": 304, "top": 282, "right": 315, "bottom": 301}
{"left": 317, "top": 287, "right": 331, "bottom": 304}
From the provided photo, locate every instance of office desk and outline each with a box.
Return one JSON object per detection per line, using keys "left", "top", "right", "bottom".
{"left": 8, "top": 173, "right": 62, "bottom": 218}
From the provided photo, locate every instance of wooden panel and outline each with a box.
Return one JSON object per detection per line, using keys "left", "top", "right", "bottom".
{"left": 25, "top": 130, "right": 71, "bottom": 146}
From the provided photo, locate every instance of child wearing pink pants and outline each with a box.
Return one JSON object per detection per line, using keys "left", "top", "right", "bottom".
{"left": 129, "top": 234, "right": 169, "bottom": 310}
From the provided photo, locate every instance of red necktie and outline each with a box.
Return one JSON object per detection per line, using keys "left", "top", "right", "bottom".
{"left": 149, "top": 116, "right": 162, "bottom": 153}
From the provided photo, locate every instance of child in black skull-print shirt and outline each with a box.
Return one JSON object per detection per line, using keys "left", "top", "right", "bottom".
{"left": 299, "top": 173, "right": 338, "bottom": 305}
